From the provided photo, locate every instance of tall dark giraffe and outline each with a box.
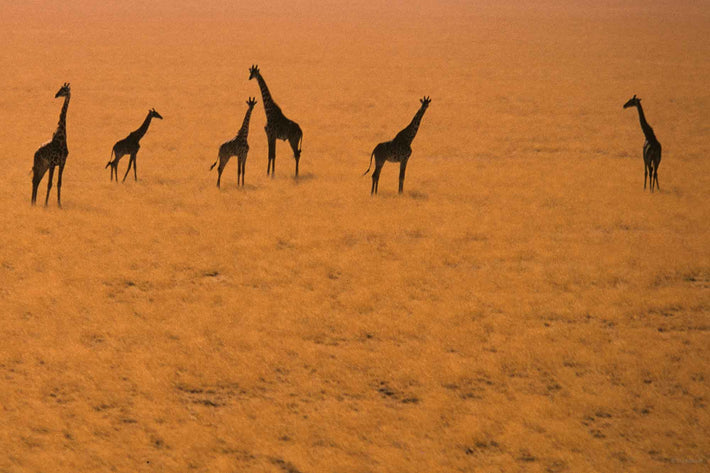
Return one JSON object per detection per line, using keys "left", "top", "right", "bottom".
{"left": 623, "top": 95, "right": 662, "bottom": 192}
{"left": 32, "top": 82, "right": 71, "bottom": 207}
{"left": 210, "top": 97, "right": 257, "bottom": 188}
{"left": 248, "top": 65, "right": 303, "bottom": 177}
{"left": 105, "top": 108, "right": 163, "bottom": 182}
{"left": 364, "top": 96, "right": 431, "bottom": 195}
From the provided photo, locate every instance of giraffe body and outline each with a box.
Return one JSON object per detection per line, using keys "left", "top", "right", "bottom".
{"left": 32, "top": 83, "right": 71, "bottom": 207}
{"left": 364, "top": 96, "right": 431, "bottom": 195}
{"left": 211, "top": 98, "right": 257, "bottom": 188}
{"left": 249, "top": 65, "right": 303, "bottom": 177}
{"left": 623, "top": 95, "right": 662, "bottom": 192}
{"left": 105, "top": 108, "right": 163, "bottom": 182}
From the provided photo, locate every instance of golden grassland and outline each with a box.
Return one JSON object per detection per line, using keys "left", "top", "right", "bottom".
{"left": 0, "top": 1, "right": 708, "bottom": 472}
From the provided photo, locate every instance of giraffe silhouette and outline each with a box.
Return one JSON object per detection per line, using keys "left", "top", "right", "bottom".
{"left": 248, "top": 65, "right": 303, "bottom": 177}
{"left": 623, "top": 95, "right": 662, "bottom": 192}
{"left": 105, "top": 108, "right": 163, "bottom": 182}
{"left": 364, "top": 96, "right": 431, "bottom": 195}
{"left": 210, "top": 97, "right": 257, "bottom": 188}
{"left": 32, "top": 82, "right": 71, "bottom": 207}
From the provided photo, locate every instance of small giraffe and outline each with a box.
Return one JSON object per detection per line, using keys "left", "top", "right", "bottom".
{"left": 210, "top": 97, "right": 258, "bottom": 188}
{"left": 248, "top": 65, "right": 303, "bottom": 177}
{"left": 623, "top": 95, "right": 662, "bottom": 192}
{"left": 105, "top": 108, "right": 163, "bottom": 182}
{"left": 32, "top": 82, "right": 71, "bottom": 207}
{"left": 363, "top": 96, "right": 431, "bottom": 195}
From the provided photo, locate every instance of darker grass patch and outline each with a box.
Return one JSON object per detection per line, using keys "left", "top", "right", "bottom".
{"left": 270, "top": 457, "right": 304, "bottom": 473}
{"left": 175, "top": 382, "right": 246, "bottom": 408}
{"left": 375, "top": 380, "right": 420, "bottom": 404}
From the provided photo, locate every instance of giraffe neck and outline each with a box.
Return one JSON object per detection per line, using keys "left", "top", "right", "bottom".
{"left": 255, "top": 73, "right": 280, "bottom": 118}
{"left": 394, "top": 104, "right": 428, "bottom": 145}
{"left": 635, "top": 103, "right": 657, "bottom": 143}
{"left": 133, "top": 112, "right": 154, "bottom": 141}
{"left": 237, "top": 107, "right": 255, "bottom": 140}
{"left": 53, "top": 94, "right": 70, "bottom": 143}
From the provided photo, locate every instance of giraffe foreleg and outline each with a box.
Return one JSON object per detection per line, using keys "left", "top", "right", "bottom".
{"left": 399, "top": 160, "right": 408, "bottom": 194}
{"left": 31, "top": 166, "right": 46, "bottom": 206}
{"left": 44, "top": 166, "right": 55, "bottom": 207}
{"left": 267, "top": 135, "right": 276, "bottom": 177}
{"left": 122, "top": 154, "right": 136, "bottom": 182}
{"left": 133, "top": 153, "right": 138, "bottom": 181}
{"left": 57, "top": 164, "right": 64, "bottom": 208}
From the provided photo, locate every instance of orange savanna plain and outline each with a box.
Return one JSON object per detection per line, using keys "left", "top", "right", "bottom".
{"left": 0, "top": 1, "right": 708, "bottom": 472}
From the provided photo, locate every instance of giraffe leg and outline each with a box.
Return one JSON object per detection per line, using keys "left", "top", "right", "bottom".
{"left": 133, "top": 154, "right": 138, "bottom": 181}
{"left": 242, "top": 159, "right": 246, "bottom": 186}
{"left": 644, "top": 163, "right": 648, "bottom": 190}
{"left": 31, "top": 167, "right": 44, "bottom": 206}
{"left": 398, "top": 160, "right": 408, "bottom": 194}
{"left": 123, "top": 154, "right": 137, "bottom": 182}
{"left": 371, "top": 162, "right": 384, "bottom": 195}
{"left": 267, "top": 136, "right": 276, "bottom": 177}
{"left": 289, "top": 134, "right": 301, "bottom": 177}
{"left": 654, "top": 169, "right": 660, "bottom": 191}
{"left": 57, "top": 164, "right": 64, "bottom": 208}
{"left": 238, "top": 157, "right": 245, "bottom": 187}
{"left": 31, "top": 174, "right": 40, "bottom": 205}
{"left": 122, "top": 157, "right": 133, "bottom": 182}
{"left": 44, "top": 166, "right": 55, "bottom": 207}
{"left": 217, "top": 165, "right": 223, "bottom": 188}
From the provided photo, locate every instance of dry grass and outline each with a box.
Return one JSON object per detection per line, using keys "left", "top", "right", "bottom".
{"left": 0, "top": 1, "right": 708, "bottom": 472}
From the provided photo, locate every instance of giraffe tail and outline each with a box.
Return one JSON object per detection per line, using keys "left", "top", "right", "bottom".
{"left": 209, "top": 161, "right": 217, "bottom": 171}
{"left": 363, "top": 150, "right": 375, "bottom": 176}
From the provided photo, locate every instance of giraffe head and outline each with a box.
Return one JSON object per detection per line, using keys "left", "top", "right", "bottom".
{"left": 249, "top": 65, "right": 260, "bottom": 80}
{"left": 55, "top": 82, "right": 71, "bottom": 98}
{"left": 246, "top": 97, "right": 258, "bottom": 109}
{"left": 623, "top": 95, "right": 641, "bottom": 109}
{"left": 150, "top": 108, "right": 163, "bottom": 120}
{"left": 420, "top": 96, "right": 431, "bottom": 109}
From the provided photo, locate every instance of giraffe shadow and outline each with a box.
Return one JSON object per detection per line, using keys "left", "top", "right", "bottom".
{"left": 292, "top": 172, "right": 316, "bottom": 183}
{"left": 408, "top": 190, "right": 428, "bottom": 200}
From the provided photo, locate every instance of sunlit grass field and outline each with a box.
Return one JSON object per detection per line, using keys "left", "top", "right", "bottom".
{"left": 1, "top": 1, "right": 708, "bottom": 472}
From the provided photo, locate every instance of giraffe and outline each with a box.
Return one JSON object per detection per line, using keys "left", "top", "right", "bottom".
{"left": 210, "top": 97, "right": 258, "bottom": 188}
{"left": 623, "top": 95, "right": 662, "bottom": 192}
{"left": 32, "top": 82, "right": 71, "bottom": 207}
{"left": 363, "top": 96, "right": 431, "bottom": 195}
{"left": 248, "top": 65, "right": 303, "bottom": 177}
{"left": 105, "top": 108, "right": 163, "bottom": 182}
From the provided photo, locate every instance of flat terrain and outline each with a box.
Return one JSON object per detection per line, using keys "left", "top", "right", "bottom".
{"left": 0, "top": 1, "right": 708, "bottom": 472}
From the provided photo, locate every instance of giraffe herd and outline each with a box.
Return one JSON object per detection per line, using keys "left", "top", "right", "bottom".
{"left": 30, "top": 67, "right": 663, "bottom": 207}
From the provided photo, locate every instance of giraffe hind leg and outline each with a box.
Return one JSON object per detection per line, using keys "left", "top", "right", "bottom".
{"left": 371, "top": 162, "right": 384, "bottom": 195}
